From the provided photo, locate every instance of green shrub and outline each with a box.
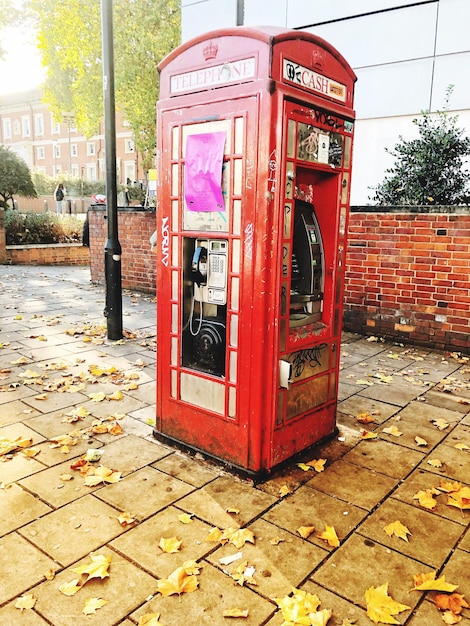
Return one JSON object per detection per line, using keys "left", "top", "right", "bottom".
{"left": 4, "top": 209, "right": 83, "bottom": 245}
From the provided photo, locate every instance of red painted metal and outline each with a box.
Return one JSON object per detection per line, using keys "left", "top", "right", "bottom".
{"left": 155, "top": 26, "right": 356, "bottom": 475}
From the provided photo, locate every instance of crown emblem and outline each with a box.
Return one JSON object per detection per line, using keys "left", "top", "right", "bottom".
{"left": 312, "top": 48, "right": 325, "bottom": 68}
{"left": 203, "top": 41, "right": 218, "bottom": 61}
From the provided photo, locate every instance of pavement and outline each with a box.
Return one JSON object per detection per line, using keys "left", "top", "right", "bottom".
{"left": 0, "top": 264, "right": 469, "bottom": 626}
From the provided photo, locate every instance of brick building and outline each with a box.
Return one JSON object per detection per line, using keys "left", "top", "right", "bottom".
{"left": 0, "top": 88, "right": 144, "bottom": 185}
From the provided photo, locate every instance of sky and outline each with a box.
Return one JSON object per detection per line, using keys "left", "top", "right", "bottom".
{"left": 0, "top": 22, "right": 46, "bottom": 96}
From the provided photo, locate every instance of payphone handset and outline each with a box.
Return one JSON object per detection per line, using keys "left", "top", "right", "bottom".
{"left": 191, "top": 239, "right": 228, "bottom": 305}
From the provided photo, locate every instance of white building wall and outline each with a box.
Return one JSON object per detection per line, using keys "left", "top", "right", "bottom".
{"left": 181, "top": 0, "right": 470, "bottom": 205}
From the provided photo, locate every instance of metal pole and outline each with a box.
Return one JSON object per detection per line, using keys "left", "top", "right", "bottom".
{"left": 101, "top": 0, "right": 122, "bottom": 340}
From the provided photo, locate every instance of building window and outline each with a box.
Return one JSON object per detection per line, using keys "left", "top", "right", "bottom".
{"left": 54, "top": 144, "right": 61, "bottom": 158}
{"left": 2, "top": 118, "right": 12, "bottom": 140}
{"left": 87, "top": 163, "right": 97, "bottom": 180}
{"left": 71, "top": 143, "right": 78, "bottom": 157}
{"left": 37, "top": 146, "right": 45, "bottom": 159}
{"left": 87, "top": 142, "right": 96, "bottom": 156}
{"left": 34, "top": 114, "right": 44, "bottom": 136}
{"left": 71, "top": 164, "right": 79, "bottom": 178}
{"left": 51, "top": 114, "right": 60, "bottom": 135}
{"left": 125, "top": 138, "right": 135, "bottom": 153}
{"left": 22, "top": 116, "right": 31, "bottom": 137}
{"left": 124, "top": 161, "right": 136, "bottom": 183}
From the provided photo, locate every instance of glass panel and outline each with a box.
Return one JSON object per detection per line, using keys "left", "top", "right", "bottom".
{"left": 280, "top": 318, "right": 286, "bottom": 352}
{"left": 231, "top": 277, "right": 239, "bottom": 310}
{"left": 172, "top": 271, "right": 179, "bottom": 300}
{"left": 172, "top": 236, "right": 178, "bottom": 266}
{"left": 171, "top": 369, "right": 177, "bottom": 398}
{"left": 232, "top": 239, "right": 240, "bottom": 274}
{"left": 339, "top": 206, "right": 347, "bottom": 237}
{"left": 343, "top": 136, "right": 351, "bottom": 169}
{"left": 233, "top": 159, "right": 242, "bottom": 195}
{"left": 182, "top": 119, "right": 231, "bottom": 153}
{"left": 229, "top": 351, "right": 237, "bottom": 382}
{"left": 233, "top": 199, "right": 242, "bottom": 235}
{"left": 287, "top": 118, "right": 296, "bottom": 158}
{"left": 171, "top": 304, "right": 179, "bottom": 333}
{"left": 284, "top": 202, "right": 292, "bottom": 238}
{"left": 228, "top": 386, "right": 236, "bottom": 418}
{"left": 171, "top": 337, "right": 178, "bottom": 366}
{"left": 277, "top": 391, "right": 285, "bottom": 425}
{"left": 235, "top": 117, "right": 244, "bottom": 154}
{"left": 230, "top": 314, "right": 238, "bottom": 347}
{"left": 171, "top": 200, "right": 179, "bottom": 230}
{"left": 285, "top": 163, "right": 295, "bottom": 199}
{"left": 341, "top": 173, "right": 349, "bottom": 203}
{"left": 171, "top": 125, "right": 180, "bottom": 160}
{"left": 171, "top": 163, "right": 179, "bottom": 196}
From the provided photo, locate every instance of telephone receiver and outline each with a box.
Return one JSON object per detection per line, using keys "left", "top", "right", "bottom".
{"left": 191, "top": 245, "right": 208, "bottom": 286}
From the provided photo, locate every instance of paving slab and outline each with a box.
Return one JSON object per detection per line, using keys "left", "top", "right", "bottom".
{"left": 301, "top": 580, "right": 371, "bottom": 626}
{"left": 306, "top": 459, "right": 398, "bottom": 510}
{"left": 91, "top": 433, "right": 171, "bottom": 475}
{"left": 30, "top": 546, "right": 157, "bottom": 626}
{"left": 152, "top": 451, "right": 221, "bottom": 488}
{"left": 0, "top": 601, "right": 50, "bottom": 625}
{"left": 176, "top": 475, "right": 277, "bottom": 528}
{"left": 18, "top": 494, "right": 128, "bottom": 567}
{"left": 422, "top": 389, "right": 470, "bottom": 413}
{"left": 0, "top": 482, "right": 52, "bottom": 537}
{"left": 397, "top": 400, "right": 464, "bottom": 427}
{"left": 337, "top": 395, "right": 400, "bottom": 423}
{"left": 418, "top": 440, "right": 470, "bottom": 483}
{"left": 440, "top": 547, "right": 470, "bottom": 602}
{"left": 341, "top": 437, "right": 425, "bottom": 479}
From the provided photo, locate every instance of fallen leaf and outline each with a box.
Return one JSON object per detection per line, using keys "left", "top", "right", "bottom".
{"left": 159, "top": 536, "right": 182, "bottom": 553}
{"left": 384, "top": 520, "right": 411, "bottom": 542}
{"left": 84, "top": 465, "right": 121, "bottom": 486}
{"left": 118, "top": 512, "right": 136, "bottom": 526}
{"left": 279, "top": 484, "right": 291, "bottom": 498}
{"left": 88, "top": 392, "right": 106, "bottom": 402}
{"left": 178, "top": 513, "right": 193, "bottom": 524}
{"left": 22, "top": 447, "right": 40, "bottom": 458}
{"left": 156, "top": 565, "right": 199, "bottom": 596}
{"left": 109, "top": 421, "right": 124, "bottom": 435}
{"left": 428, "top": 458, "right": 443, "bottom": 468}
{"left": 412, "top": 571, "right": 458, "bottom": 592}
{"left": 223, "top": 608, "right": 249, "bottom": 618}
{"left": 297, "top": 525, "right": 315, "bottom": 539}
{"left": 15, "top": 594, "right": 36, "bottom": 610}
{"left": 434, "top": 593, "right": 469, "bottom": 614}
{"left": 415, "top": 436, "right": 428, "bottom": 446}
{"left": 275, "top": 588, "right": 323, "bottom": 624}
{"left": 365, "top": 582, "right": 411, "bottom": 624}
{"left": 446, "top": 486, "right": 470, "bottom": 511}
{"left": 222, "top": 528, "right": 255, "bottom": 549}
{"left": 59, "top": 473, "right": 74, "bottom": 481}
{"left": 413, "top": 489, "right": 439, "bottom": 510}
{"left": 71, "top": 553, "right": 112, "bottom": 583}
{"left": 441, "top": 611, "right": 462, "bottom": 624}
{"left": 297, "top": 462, "right": 311, "bottom": 471}
{"left": 432, "top": 418, "right": 449, "bottom": 430}
{"left": 138, "top": 614, "right": 164, "bottom": 626}
{"left": 59, "top": 579, "right": 82, "bottom": 596}
{"left": 356, "top": 412, "right": 375, "bottom": 424}
{"left": 383, "top": 425, "right": 403, "bottom": 437}
{"left": 82, "top": 597, "right": 108, "bottom": 615}
{"left": 361, "top": 430, "right": 378, "bottom": 440}
{"left": 268, "top": 537, "right": 284, "bottom": 545}
{"left": 438, "top": 480, "right": 462, "bottom": 493}
{"left": 205, "top": 527, "right": 223, "bottom": 543}
{"left": 316, "top": 525, "right": 340, "bottom": 547}
{"left": 226, "top": 507, "right": 240, "bottom": 514}
{"left": 454, "top": 443, "right": 469, "bottom": 451}
{"left": 107, "top": 390, "right": 124, "bottom": 401}
{"left": 307, "top": 458, "right": 327, "bottom": 472}
{"left": 44, "top": 568, "right": 55, "bottom": 581}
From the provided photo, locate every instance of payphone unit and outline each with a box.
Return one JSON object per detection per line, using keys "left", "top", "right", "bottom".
{"left": 155, "top": 26, "right": 356, "bottom": 474}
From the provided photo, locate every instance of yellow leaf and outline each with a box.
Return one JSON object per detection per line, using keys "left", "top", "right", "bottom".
{"left": 88, "top": 392, "right": 106, "bottom": 402}
{"left": 438, "top": 480, "right": 462, "bottom": 493}
{"left": 297, "top": 525, "right": 315, "bottom": 539}
{"left": 11, "top": 356, "right": 29, "bottom": 365}
{"left": 356, "top": 379, "right": 375, "bottom": 386}
{"left": 15, "top": 594, "right": 36, "bottom": 610}
{"left": 275, "top": 588, "right": 322, "bottom": 624}
{"left": 309, "top": 609, "right": 332, "bottom": 626}
{"left": 82, "top": 597, "right": 108, "bottom": 615}
{"left": 182, "top": 560, "right": 202, "bottom": 575}
{"left": 118, "top": 512, "right": 136, "bottom": 526}
{"left": 15, "top": 314, "right": 23, "bottom": 320}
{"left": 279, "top": 484, "right": 291, "bottom": 498}
{"left": 361, "top": 430, "right": 378, "bottom": 439}
{"left": 107, "top": 390, "right": 124, "bottom": 401}
{"left": 18, "top": 369, "right": 41, "bottom": 378}
{"left": 413, "top": 489, "right": 438, "bottom": 510}
{"left": 223, "top": 528, "right": 255, "bottom": 549}
{"left": 71, "top": 553, "right": 112, "bottom": 583}
{"left": 59, "top": 579, "right": 82, "bottom": 596}
{"left": 297, "top": 462, "right": 311, "bottom": 471}
{"left": 59, "top": 473, "right": 74, "bottom": 481}
{"left": 22, "top": 447, "right": 40, "bottom": 458}
{"left": 307, "top": 458, "right": 327, "bottom": 472}
{"left": 223, "top": 608, "right": 249, "bottom": 618}
{"left": 159, "top": 536, "right": 182, "bottom": 553}
{"left": 316, "top": 525, "right": 340, "bottom": 547}
{"left": 365, "top": 582, "right": 411, "bottom": 624}
{"left": 441, "top": 611, "right": 462, "bottom": 624}
{"left": 269, "top": 537, "right": 284, "bottom": 545}
{"left": 34, "top": 393, "right": 48, "bottom": 401}
{"left": 44, "top": 568, "right": 55, "bottom": 581}
{"left": 447, "top": 487, "right": 470, "bottom": 511}
{"left": 156, "top": 566, "right": 199, "bottom": 596}
{"left": 138, "top": 614, "right": 164, "bottom": 626}
{"left": 356, "top": 411, "right": 375, "bottom": 424}
{"left": 428, "top": 458, "right": 443, "bottom": 468}
{"left": 415, "top": 436, "right": 428, "bottom": 446}
{"left": 412, "top": 571, "right": 458, "bottom": 592}
{"left": 454, "top": 443, "right": 469, "bottom": 451}
{"left": 226, "top": 507, "right": 240, "bottom": 514}
{"left": 178, "top": 513, "right": 193, "bottom": 524}
{"left": 109, "top": 421, "right": 124, "bottom": 435}
{"left": 84, "top": 466, "right": 121, "bottom": 486}
{"left": 383, "top": 520, "right": 411, "bottom": 542}
{"left": 432, "top": 418, "right": 449, "bottom": 430}
{"left": 68, "top": 406, "right": 90, "bottom": 418}
{"left": 383, "top": 425, "right": 403, "bottom": 437}
{"left": 205, "top": 527, "right": 223, "bottom": 543}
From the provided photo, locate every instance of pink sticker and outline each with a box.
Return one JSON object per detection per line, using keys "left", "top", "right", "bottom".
{"left": 184, "top": 132, "right": 226, "bottom": 212}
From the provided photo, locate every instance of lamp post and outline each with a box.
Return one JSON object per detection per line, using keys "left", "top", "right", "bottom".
{"left": 62, "top": 112, "right": 75, "bottom": 174}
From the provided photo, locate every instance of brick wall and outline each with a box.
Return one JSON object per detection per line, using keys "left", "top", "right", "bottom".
{"left": 89, "top": 207, "right": 156, "bottom": 294}
{"left": 344, "top": 207, "right": 470, "bottom": 352}
{"left": 5, "top": 243, "right": 89, "bottom": 265}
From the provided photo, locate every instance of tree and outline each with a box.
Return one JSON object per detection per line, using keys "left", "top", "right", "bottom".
{"left": 0, "top": 145, "right": 38, "bottom": 208}
{"left": 372, "top": 87, "right": 470, "bottom": 205}
{"left": 28, "top": 0, "right": 181, "bottom": 171}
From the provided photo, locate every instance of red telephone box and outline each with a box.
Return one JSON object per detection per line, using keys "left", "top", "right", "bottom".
{"left": 155, "top": 26, "right": 356, "bottom": 474}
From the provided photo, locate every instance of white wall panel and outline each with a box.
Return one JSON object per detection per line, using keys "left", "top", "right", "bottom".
{"left": 244, "top": 0, "right": 288, "bottom": 26}
{"left": 182, "top": 0, "right": 239, "bottom": 42}
{"left": 286, "top": 0, "right": 435, "bottom": 27}
{"left": 305, "top": 4, "right": 437, "bottom": 68}
{"left": 435, "top": 0, "right": 470, "bottom": 55}
{"left": 430, "top": 52, "right": 470, "bottom": 110}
